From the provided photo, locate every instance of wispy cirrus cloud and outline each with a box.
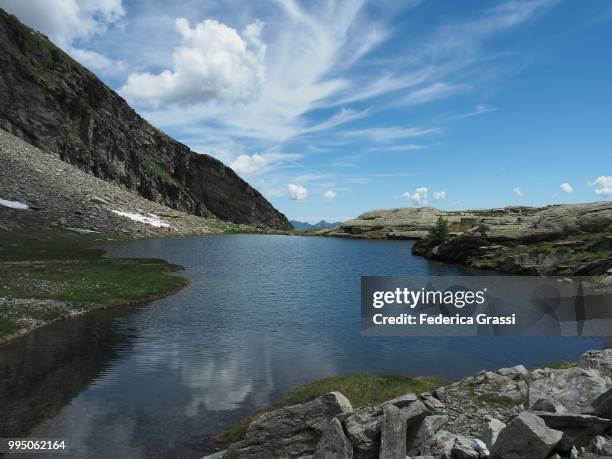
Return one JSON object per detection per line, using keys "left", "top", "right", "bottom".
{"left": 341, "top": 126, "right": 440, "bottom": 143}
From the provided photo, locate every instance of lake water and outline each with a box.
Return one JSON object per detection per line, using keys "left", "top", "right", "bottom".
{"left": 0, "top": 235, "right": 604, "bottom": 458}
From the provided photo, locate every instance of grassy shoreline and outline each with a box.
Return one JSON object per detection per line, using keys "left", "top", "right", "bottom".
{"left": 0, "top": 231, "right": 190, "bottom": 345}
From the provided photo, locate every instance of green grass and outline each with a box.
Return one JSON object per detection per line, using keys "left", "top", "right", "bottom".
{"left": 566, "top": 250, "right": 611, "bottom": 263}
{"left": 540, "top": 360, "right": 576, "bottom": 370}
{"left": 0, "top": 233, "right": 188, "bottom": 342}
{"left": 145, "top": 160, "right": 184, "bottom": 189}
{"left": 0, "top": 318, "right": 19, "bottom": 336}
{"left": 215, "top": 374, "right": 449, "bottom": 446}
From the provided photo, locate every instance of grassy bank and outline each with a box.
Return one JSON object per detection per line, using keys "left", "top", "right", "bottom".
{"left": 215, "top": 374, "right": 449, "bottom": 447}
{"left": 0, "top": 232, "right": 189, "bottom": 343}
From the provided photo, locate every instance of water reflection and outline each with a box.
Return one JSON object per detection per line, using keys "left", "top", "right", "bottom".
{"left": 0, "top": 235, "right": 604, "bottom": 458}
{"left": 0, "top": 306, "right": 137, "bottom": 436}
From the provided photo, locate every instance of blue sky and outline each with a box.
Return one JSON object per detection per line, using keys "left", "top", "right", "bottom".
{"left": 2, "top": 0, "right": 611, "bottom": 222}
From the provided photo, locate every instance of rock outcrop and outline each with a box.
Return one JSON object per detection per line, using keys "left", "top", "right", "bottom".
{"left": 306, "top": 202, "right": 612, "bottom": 276}
{"left": 204, "top": 348, "right": 612, "bottom": 459}
{"left": 317, "top": 203, "right": 612, "bottom": 243}
{"left": 0, "top": 9, "right": 292, "bottom": 230}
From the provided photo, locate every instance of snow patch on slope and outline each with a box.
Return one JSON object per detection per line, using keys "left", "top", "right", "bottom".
{"left": 0, "top": 198, "right": 29, "bottom": 209}
{"left": 110, "top": 210, "right": 170, "bottom": 228}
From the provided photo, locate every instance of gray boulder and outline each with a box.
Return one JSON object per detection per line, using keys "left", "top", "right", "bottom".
{"left": 489, "top": 412, "right": 562, "bottom": 459}
{"left": 406, "top": 415, "right": 448, "bottom": 455}
{"left": 497, "top": 365, "right": 528, "bottom": 380}
{"left": 222, "top": 392, "right": 352, "bottom": 458}
{"left": 313, "top": 417, "right": 353, "bottom": 459}
{"left": 379, "top": 405, "right": 406, "bottom": 459}
{"left": 532, "top": 398, "right": 568, "bottom": 414}
{"left": 533, "top": 412, "right": 612, "bottom": 451}
{"left": 343, "top": 398, "right": 428, "bottom": 459}
{"left": 419, "top": 392, "right": 446, "bottom": 411}
{"left": 589, "top": 435, "right": 612, "bottom": 456}
{"left": 451, "top": 436, "right": 489, "bottom": 459}
{"left": 529, "top": 367, "right": 610, "bottom": 413}
{"left": 578, "top": 348, "right": 612, "bottom": 378}
{"left": 415, "top": 430, "right": 488, "bottom": 459}
{"left": 482, "top": 418, "right": 506, "bottom": 448}
{"left": 593, "top": 388, "right": 612, "bottom": 419}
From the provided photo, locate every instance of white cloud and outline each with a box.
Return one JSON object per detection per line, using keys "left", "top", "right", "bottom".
{"left": 342, "top": 126, "right": 440, "bottom": 143}
{"left": 68, "top": 48, "right": 126, "bottom": 74}
{"left": 1, "top": 0, "right": 125, "bottom": 47}
{"left": 288, "top": 183, "right": 308, "bottom": 200}
{"left": 230, "top": 152, "right": 301, "bottom": 176}
{"left": 589, "top": 176, "right": 612, "bottom": 197}
{"left": 303, "top": 108, "right": 370, "bottom": 135}
{"left": 399, "top": 82, "right": 467, "bottom": 106}
{"left": 403, "top": 187, "right": 428, "bottom": 206}
{"left": 433, "top": 191, "right": 446, "bottom": 200}
{"left": 513, "top": 187, "right": 524, "bottom": 197}
{"left": 369, "top": 144, "right": 426, "bottom": 153}
{"left": 1, "top": 0, "right": 125, "bottom": 74}
{"left": 120, "top": 18, "right": 266, "bottom": 107}
{"left": 560, "top": 182, "right": 573, "bottom": 193}
{"left": 454, "top": 104, "right": 497, "bottom": 120}
{"left": 324, "top": 190, "right": 337, "bottom": 199}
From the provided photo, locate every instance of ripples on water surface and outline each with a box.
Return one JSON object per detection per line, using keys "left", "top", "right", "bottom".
{"left": 0, "top": 235, "right": 604, "bottom": 457}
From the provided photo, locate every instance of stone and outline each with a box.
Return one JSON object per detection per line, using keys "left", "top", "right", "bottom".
{"left": 419, "top": 392, "right": 445, "bottom": 411}
{"left": 343, "top": 399, "right": 428, "bottom": 459}
{"left": 415, "top": 430, "right": 458, "bottom": 458}
{"left": 451, "top": 436, "right": 489, "bottom": 459}
{"left": 528, "top": 367, "right": 610, "bottom": 414}
{"left": 497, "top": 365, "right": 528, "bottom": 380}
{"left": 90, "top": 196, "right": 110, "bottom": 205}
{"left": 579, "top": 349, "right": 612, "bottom": 378}
{"left": 380, "top": 393, "right": 418, "bottom": 409}
{"left": 532, "top": 398, "right": 568, "bottom": 414}
{"left": 482, "top": 417, "right": 506, "bottom": 448}
{"left": 406, "top": 415, "right": 448, "bottom": 455}
{"left": 489, "top": 412, "right": 562, "bottom": 459}
{"left": 589, "top": 435, "right": 612, "bottom": 456}
{"left": 202, "top": 451, "right": 226, "bottom": 459}
{"left": 379, "top": 405, "right": 406, "bottom": 459}
{"left": 222, "top": 392, "right": 352, "bottom": 459}
{"left": 534, "top": 412, "right": 612, "bottom": 451}
{"left": 593, "top": 388, "right": 612, "bottom": 419}
{"left": 313, "top": 418, "right": 353, "bottom": 459}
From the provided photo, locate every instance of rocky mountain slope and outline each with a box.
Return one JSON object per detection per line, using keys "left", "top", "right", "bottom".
{"left": 0, "top": 9, "right": 291, "bottom": 230}
{"left": 205, "top": 348, "right": 612, "bottom": 458}
{"left": 0, "top": 128, "right": 275, "bottom": 237}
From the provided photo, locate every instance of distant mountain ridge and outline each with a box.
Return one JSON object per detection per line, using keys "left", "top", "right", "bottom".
{"left": 290, "top": 220, "right": 342, "bottom": 230}
{"left": 0, "top": 9, "right": 292, "bottom": 230}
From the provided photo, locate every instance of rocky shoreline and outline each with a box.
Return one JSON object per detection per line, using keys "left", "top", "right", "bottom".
{"left": 205, "top": 348, "right": 612, "bottom": 458}
{"left": 311, "top": 204, "right": 612, "bottom": 277}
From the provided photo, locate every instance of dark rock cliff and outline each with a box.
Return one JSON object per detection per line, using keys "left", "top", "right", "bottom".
{"left": 0, "top": 9, "right": 292, "bottom": 230}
